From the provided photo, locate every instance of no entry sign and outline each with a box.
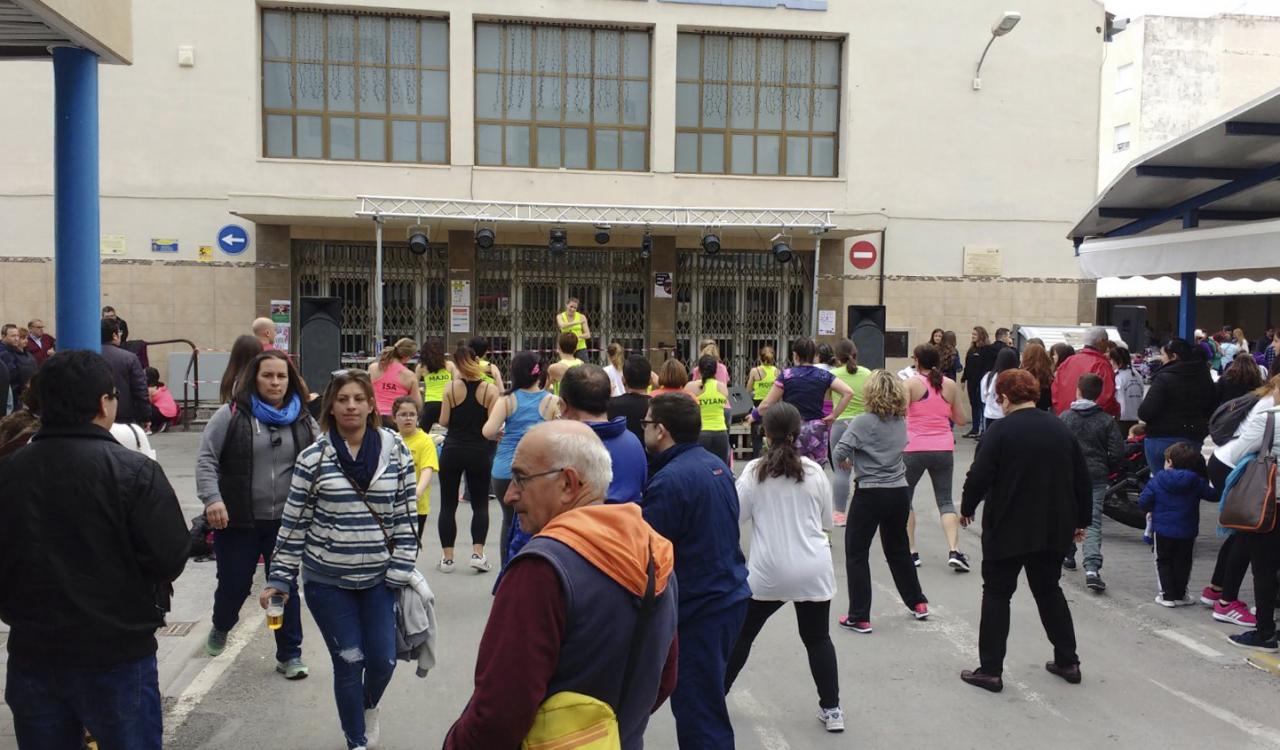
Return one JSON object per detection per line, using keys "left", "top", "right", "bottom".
{"left": 849, "top": 240, "right": 877, "bottom": 270}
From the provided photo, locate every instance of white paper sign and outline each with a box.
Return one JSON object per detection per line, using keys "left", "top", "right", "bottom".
{"left": 450, "top": 306, "right": 470, "bottom": 333}
{"left": 451, "top": 280, "right": 471, "bottom": 306}
{"left": 818, "top": 309, "right": 837, "bottom": 335}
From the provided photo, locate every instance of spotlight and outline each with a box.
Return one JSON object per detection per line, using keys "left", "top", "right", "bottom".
{"left": 474, "top": 226, "right": 495, "bottom": 249}
{"left": 407, "top": 226, "right": 429, "bottom": 256}
{"left": 701, "top": 232, "right": 721, "bottom": 255}
{"left": 640, "top": 231, "right": 653, "bottom": 260}
{"left": 771, "top": 239, "right": 793, "bottom": 264}
{"left": 594, "top": 224, "right": 611, "bottom": 245}
{"left": 549, "top": 227, "right": 568, "bottom": 256}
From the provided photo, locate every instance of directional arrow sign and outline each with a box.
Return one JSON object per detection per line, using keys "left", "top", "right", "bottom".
{"left": 217, "top": 225, "right": 250, "bottom": 255}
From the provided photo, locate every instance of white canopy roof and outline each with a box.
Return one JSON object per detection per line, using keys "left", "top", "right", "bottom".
{"left": 1077, "top": 218, "right": 1280, "bottom": 280}
{"left": 1097, "top": 275, "right": 1280, "bottom": 299}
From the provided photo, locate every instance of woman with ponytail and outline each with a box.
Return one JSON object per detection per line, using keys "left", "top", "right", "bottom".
{"left": 602, "top": 341, "right": 626, "bottom": 397}
{"left": 416, "top": 336, "right": 456, "bottom": 431}
{"left": 903, "top": 344, "right": 972, "bottom": 571}
{"left": 368, "top": 338, "right": 421, "bottom": 429}
{"left": 728, "top": 401, "right": 844, "bottom": 732}
{"left": 685, "top": 354, "right": 732, "bottom": 466}
{"left": 833, "top": 370, "right": 929, "bottom": 633}
{"left": 828, "top": 339, "right": 872, "bottom": 527}
{"left": 437, "top": 344, "right": 500, "bottom": 574}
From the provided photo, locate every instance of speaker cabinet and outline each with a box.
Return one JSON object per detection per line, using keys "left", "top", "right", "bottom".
{"left": 298, "top": 297, "right": 342, "bottom": 400}
{"left": 1111, "top": 305, "right": 1147, "bottom": 353}
{"left": 847, "top": 305, "right": 887, "bottom": 370}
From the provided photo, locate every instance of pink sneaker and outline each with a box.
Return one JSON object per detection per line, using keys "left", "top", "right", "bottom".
{"left": 833, "top": 511, "right": 847, "bottom": 528}
{"left": 912, "top": 602, "right": 930, "bottom": 621}
{"left": 1199, "top": 586, "right": 1223, "bottom": 607}
{"left": 1213, "top": 600, "right": 1257, "bottom": 628}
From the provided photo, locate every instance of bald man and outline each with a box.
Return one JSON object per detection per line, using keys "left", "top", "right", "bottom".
{"left": 252, "top": 318, "right": 276, "bottom": 351}
{"left": 446, "top": 421, "right": 679, "bottom": 750}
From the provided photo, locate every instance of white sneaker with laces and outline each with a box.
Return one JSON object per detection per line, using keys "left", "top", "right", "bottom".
{"left": 818, "top": 706, "right": 845, "bottom": 733}
{"left": 364, "top": 706, "right": 381, "bottom": 748}
{"left": 437, "top": 558, "right": 455, "bottom": 574}
{"left": 470, "top": 554, "right": 492, "bottom": 573}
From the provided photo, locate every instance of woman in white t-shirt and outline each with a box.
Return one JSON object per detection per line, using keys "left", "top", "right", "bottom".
{"left": 1110, "top": 346, "right": 1144, "bottom": 434}
{"left": 979, "top": 348, "right": 1020, "bottom": 431}
{"left": 602, "top": 342, "right": 626, "bottom": 397}
{"left": 726, "top": 401, "right": 844, "bottom": 733}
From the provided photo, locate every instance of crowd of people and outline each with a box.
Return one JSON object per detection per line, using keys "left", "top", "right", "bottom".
{"left": 4, "top": 305, "right": 1280, "bottom": 750}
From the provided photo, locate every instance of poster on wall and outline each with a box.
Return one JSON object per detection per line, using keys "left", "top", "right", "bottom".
{"left": 818, "top": 309, "right": 837, "bottom": 336}
{"left": 963, "top": 246, "right": 1002, "bottom": 277}
{"left": 100, "top": 235, "right": 126, "bottom": 256}
{"left": 450, "top": 306, "right": 471, "bottom": 333}
{"left": 451, "top": 280, "right": 471, "bottom": 306}
{"left": 151, "top": 238, "right": 179, "bottom": 254}
{"left": 654, "top": 272, "right": 673, "bottom": 299}
{"left": 198, "top": 245, "right": 214, "bottom": 262}
{"left": 270, "top": 299, "right": 292, "bottom": 350}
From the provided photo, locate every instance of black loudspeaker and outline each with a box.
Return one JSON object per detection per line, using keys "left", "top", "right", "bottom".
{"left": 1111, "top": 305, "right": 1147, "bottom": 353}
{"left": 299, "top": 296, "right": 342, "bottom": 401}
{"left": 847, "top": 305, "right": 887, "bottom": 370}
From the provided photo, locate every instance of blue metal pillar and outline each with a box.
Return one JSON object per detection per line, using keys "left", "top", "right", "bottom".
{"left": 52, "top": 47, "right": 101, "bottom": 353}
{"left": 1177, "top": 210, "right": 1198, "bottom": 341}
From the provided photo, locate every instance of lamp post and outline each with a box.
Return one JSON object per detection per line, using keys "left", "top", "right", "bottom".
{"left": 973, "top": 11, "right": 1022, "bottom": 91}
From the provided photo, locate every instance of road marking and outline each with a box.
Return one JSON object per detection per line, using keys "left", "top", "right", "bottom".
{"left": 1150, "top": 678, "right": 1280, "bottom": 747}
{"left": 1153, "top": 628, "right": 1225, "bottom": 659}
{"left": 163, "top": 611, "right": 265, "bottom": 743}
{"left": 730, "top": 688, "right": 792, "bottom": 750}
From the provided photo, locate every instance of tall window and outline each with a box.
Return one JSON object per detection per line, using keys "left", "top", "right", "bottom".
{"left": 474, "top": 22, "right": 651, "bottom": 171}
{"left": 676, "top": 32, "right": 840, "bottom": 177}
{"left": 1114, "top": 123, "right": 1131, "bottom": 153}
{"left": 1115, "top": 62, "right": 1134, "bottom": 94}
{"left": 261, "top": 10, "right": 449, "bottom": 163}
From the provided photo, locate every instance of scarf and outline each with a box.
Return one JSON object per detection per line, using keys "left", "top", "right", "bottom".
{"left": 330, "top": 426, "right": 381, "bottom": 492}
{"left": 251, "top": 393, "right": 302, "bottom": 426}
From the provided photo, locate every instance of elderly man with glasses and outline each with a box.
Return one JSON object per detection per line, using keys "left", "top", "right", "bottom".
{"left": 446, "top": 420, "right": 679, "bottom": 750}
{"left": 23, "top": 320, "right": 55, "bottom": 367}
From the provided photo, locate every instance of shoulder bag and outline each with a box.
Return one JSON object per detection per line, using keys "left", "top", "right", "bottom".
{"left": 1220, "top": 412, "right": 1278, "bottom": 534}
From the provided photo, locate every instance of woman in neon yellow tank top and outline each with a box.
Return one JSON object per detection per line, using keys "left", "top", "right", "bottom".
{"left": 547, "top": 331, "right": 584, "bottom": 395}
{"left": 747, "top": 346, "right": 778, "bottom": 458}
{"left": 555, "top": 297, "right": 591, "bottom": 360}
{"left": 415, "top": 337, "right": 457, "bottom": 431}
{"left": 684, "top": 355, "right": 731, "bottom": 466}
{"left": 828, "top": 339, "right": 872, "bottom": 527}
{"left": 466, "top": 336, "right": 505, "bottom": 390}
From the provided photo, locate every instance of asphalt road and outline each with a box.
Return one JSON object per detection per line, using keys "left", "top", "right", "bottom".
{"left": 5, "top": 430, "right": 1280, "bottom": 750}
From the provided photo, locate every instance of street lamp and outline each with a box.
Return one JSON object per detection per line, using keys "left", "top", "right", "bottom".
{"left": 973, "top": 11, "right": 1021, "bottom": 91}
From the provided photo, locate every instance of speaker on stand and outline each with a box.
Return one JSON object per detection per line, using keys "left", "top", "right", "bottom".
{"left": 298, "top": 297, "right": 342, "bottom": 413}
{"left": 847, "top": 305, "right": 887, "bottom": 370}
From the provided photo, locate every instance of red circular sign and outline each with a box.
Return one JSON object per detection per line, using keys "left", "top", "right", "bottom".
{"left": 849, "top": 240, "right": 877, "bottom": 270}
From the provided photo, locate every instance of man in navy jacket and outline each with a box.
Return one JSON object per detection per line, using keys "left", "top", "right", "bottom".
{"left": 642, "top": 393, "right": 751, "bottom": 749}
{"left": 560, "top": 364, "right": 647, "bottom": 503}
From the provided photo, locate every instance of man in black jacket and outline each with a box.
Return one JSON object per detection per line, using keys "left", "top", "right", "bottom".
{"left": 957, "top": 369, "right": 1092, "bottom": 693}
{"left": 100, "top": 317, "right": 151, "bottom": 426}
{"left": 1, "top": 322, "right": 37, "bottom": 408}
{"left": 0, "top": 350, "right": 189, "bottom": 749}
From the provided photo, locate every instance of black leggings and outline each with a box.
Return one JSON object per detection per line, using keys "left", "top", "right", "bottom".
{"left": 419, "top": 401, "right": 442, "bottom": 431}
{"left": 726, "top": 599, "right": 839, "bottom": 709}
{"left": 438, "top": 443, "right": 492, "bottom": 550}
{"left": 492, "top": 477, "right": 514, "bottom": 567}
{"left": 699, "top": 430, "right": 731, "bottom": 467}
{"left": 1207, "top": 455, "right": 1252, "bottom": 600}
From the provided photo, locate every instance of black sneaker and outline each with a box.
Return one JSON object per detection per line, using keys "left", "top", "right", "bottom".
{"left": 1085, "top": 571, "right": 1106, "bottom": 592}
{"left": 1228, "top": 630, "right": 1280, "bottom": 653}
{"left": 1062, "top": 556, "right": 1077, "bottom": 571}
{"left": 911, "top": 552, "right": 921, "bottom": 568}
{"left": 948, "top": 550, "right": 971, "bottom": 573}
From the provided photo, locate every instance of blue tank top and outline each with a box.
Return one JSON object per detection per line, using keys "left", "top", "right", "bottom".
{"left": 492, "top": 390, "right": 551, "bottom": 479}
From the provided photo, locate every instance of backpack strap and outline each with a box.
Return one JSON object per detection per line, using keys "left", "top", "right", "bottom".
{"left": 616, "top": 545, "right": 658, "bottom": 714}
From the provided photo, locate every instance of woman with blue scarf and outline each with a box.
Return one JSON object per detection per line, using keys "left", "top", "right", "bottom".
{"left": 196, "top": 350, "right": 318, "bottom": 679}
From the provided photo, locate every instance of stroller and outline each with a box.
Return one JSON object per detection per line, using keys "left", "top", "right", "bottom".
{"left": 1102, "top": 434, "right": 1150, "bottom": 529}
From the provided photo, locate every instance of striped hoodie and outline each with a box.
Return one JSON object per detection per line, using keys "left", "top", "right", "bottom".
{"left": 268, "top": 427, "right": 418, "bottom": 593}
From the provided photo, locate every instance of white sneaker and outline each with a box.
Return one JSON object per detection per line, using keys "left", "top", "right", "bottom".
{"left": 818, "top": 706, "right": 845, "bottom": 733}
{"left": 1155, "top": 595, "right": 1177, "bottom": 608}
{"left": 470, "top": 554, "right": 492, "bottom": 572}
{"left": 437, "top": 558, "right": 455, "bottom": 574}
{"left": 364, "top": 707, "right": 380, "bottom": 748}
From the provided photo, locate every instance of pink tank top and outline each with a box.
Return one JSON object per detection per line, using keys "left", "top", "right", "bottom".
{"left": 373, "top": 360, "right": 412, "bottom": 416}
{"left": 905, "top": 373, "right": 954, "bottom": 453}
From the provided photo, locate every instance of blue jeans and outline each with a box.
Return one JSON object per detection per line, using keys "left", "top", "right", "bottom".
{"left": 5, "top": 654, "right": 161, "bottom": 750}
{"left": 670, "top": 599, "right": 748, "bottom": 749}
{"left": 304, "top": 580, "right": 398, "bottom": 750}
{"left": 1145, "top": 436, "right": 1195, "bottom": 478}
{"left": 213, "top": 522, "right": 303, "bottom": 662}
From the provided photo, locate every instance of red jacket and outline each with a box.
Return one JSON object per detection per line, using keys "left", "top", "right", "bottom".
{"left": 1051, "top": 347, "right": 1119, "bottom": 417}
{"left": 24, "top": 334, "right": 55, "bottom": 367}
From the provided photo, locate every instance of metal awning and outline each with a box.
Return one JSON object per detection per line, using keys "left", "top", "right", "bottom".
{"left": 0, "top": 0, "right": 131, "bottom": 64}
{"left": 1071, "top": 85, "right": 1280, "bottom": 241}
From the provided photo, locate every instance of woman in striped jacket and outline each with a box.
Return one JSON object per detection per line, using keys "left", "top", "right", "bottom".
{"left": 262, "top": 369, "right": 418, "bottom": 750}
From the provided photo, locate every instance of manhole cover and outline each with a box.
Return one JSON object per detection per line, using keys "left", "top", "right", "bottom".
{"left": 158, "top": 621, "right": 196, "bottom": 637}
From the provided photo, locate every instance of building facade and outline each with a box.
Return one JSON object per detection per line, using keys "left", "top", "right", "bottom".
{"left": 0, "top": 0, "right": 1105, "bottom": 381}
{"left": 1099, "top": 12, "right": 1280, "bottom": 190}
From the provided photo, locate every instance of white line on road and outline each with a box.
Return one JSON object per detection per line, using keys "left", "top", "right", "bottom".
{"left": 163, "top": 611, "right": 265, "bottom": 744}
{"left": 730, "top": 687, "right": 793, "bottom": 750}
{"left": 1150, "top": 678, "right": 1280, "bottom": 748}
{"left": 1153, "top": 628, "right": 1226, "bottom": 659}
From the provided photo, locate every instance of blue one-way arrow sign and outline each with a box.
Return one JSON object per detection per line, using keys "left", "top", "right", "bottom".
{"left": 217, "top": 225, "right": 250, "bottom": 255}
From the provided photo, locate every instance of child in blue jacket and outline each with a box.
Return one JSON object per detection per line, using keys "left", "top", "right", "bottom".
{"left": 1138, "top": 442, "right": 1217, "bottom": 607}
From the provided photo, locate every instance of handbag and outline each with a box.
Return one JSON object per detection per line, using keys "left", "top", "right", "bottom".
{"left": 1220, "top": 412, "right": 1278, "bottom": 533}
{"left": 522, "top": 547, "right": 658, "bottom": 750}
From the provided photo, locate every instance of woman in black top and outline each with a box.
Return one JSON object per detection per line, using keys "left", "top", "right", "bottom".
{"left": 437, "top": 344, "right": 499, "bottom": 574}
{"left": 1138, "top": 338, "right": 1217, "bottom": 476}
{"left": 958, "top": 369, "right": 1091, "bottom": 693}
{"left": 961, "top": 326, "right": 992, "bottom": 438}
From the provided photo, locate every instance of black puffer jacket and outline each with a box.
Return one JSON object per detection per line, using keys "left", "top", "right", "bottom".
{"left": 1060, "top": 400, "right": 1125, "bottom": 483}
{"left": 1138, "top": 360, "right": 1216, "bottom": 440}
{"left": 0, "top": 425, "right": 189, "bottom": 670}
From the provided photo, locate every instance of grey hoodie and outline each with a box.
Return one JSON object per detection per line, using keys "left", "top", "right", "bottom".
{"left": 1059, "top": 399, "right": 1125, "bottom": 484}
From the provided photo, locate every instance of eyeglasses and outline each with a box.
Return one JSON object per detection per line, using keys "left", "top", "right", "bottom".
{"left": 641, "top": 419, "right": 661, "bottom": 428}
{"left": 510, "top": 467, "right": 565, "bottom": 490}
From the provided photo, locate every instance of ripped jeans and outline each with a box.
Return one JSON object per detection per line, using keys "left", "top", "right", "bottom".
{"left": 304, "top": 580, "right": 398, "bottom": 750}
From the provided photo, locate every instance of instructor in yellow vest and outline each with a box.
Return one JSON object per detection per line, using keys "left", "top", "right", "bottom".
{"left": 685, "top": 355, "right": 731, "bottom": 467}
{"left": 746, "top": 346, "right": 778, "bottom": 458}
{"left": 556, "top": 298, "right": 591, "bottom": 360}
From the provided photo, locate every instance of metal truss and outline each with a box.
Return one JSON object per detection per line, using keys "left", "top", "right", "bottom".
{"left": 357, "top": 195, "right": 835, "bottom": 231}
